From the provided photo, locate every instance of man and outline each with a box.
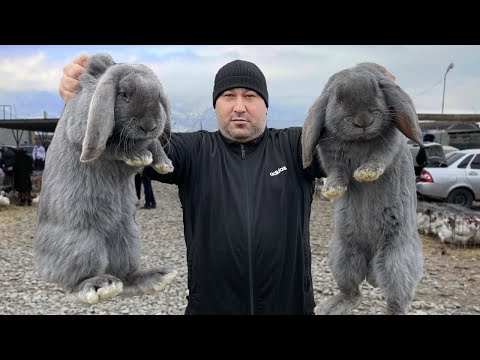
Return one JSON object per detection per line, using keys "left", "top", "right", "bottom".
{"left": 32, "top": 139, "right": 46, "bottom": 170}
{"left": 60, "top": 54, "right": 392, "bottom": 315}
{"left": 415, "top": 133, "right": 435, "bottom": 167}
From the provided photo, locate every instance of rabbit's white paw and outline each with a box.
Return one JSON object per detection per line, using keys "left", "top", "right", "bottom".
{"left": 148, "top": 270, "right": 178, "bottom": 293}
{"left": 68, "top": 275, "right": 123, "bottom": 304}
{"left": 353, "top": 165, "right": 384, "bottom": 182}
{"left": 322, "top": 185, "right": 347, "bottom": 201}
{"left": 153, "top": 163, "right": 174, "bottom": 174}
{"left": 125, "top": 153, "right": 153, "bottom": 166}
{"left": 121, "top": 267, "right": 178, "bottom": 297}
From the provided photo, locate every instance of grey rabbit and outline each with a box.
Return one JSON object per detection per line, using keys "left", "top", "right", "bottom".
{"left": 34, "top": 53, "right": 177, "bottom": 304}
{"left": 302, "top": 63, "right": 424, "bottom": 315}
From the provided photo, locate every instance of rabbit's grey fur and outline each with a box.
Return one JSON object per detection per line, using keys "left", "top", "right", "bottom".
{"left": 302, "top": 63, "right": 424, "bottom": 315}
{"left": 34, "top": 53, "right": 176, "bottom": 304}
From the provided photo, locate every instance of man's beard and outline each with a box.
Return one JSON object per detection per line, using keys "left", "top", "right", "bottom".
{"left": 223, "top": 123, "right": 260, "bottom": 141}
{"left": 219, "top": 115, "right": 266, "bottom": 143}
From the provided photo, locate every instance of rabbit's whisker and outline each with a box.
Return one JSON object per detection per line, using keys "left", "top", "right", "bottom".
{"left": 318, "top": 135, "right": 336, "bottom": 142}
{"left": 160, "top": 133, "right": 172, "bottom": 147}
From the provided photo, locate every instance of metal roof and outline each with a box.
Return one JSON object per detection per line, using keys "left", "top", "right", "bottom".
{"left": 0, "top": 118, "right": 59, "bottom": 132}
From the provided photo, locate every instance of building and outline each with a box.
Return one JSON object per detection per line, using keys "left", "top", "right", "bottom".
{"left": 418, "top": 114, "right": 480, "bottom": 149}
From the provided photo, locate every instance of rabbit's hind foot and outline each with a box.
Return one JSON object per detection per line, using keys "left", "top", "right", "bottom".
{"left": 385, "top": 303, "right": 407, "bottom": 315}
{"left": 121, "top": 267, "right": 177, "bottom": 297}
{"left": 316, "top": 292, "right": 362, "bottom": 315}
{"left": 68, "top": 275, "right": 123, "bottom": 304}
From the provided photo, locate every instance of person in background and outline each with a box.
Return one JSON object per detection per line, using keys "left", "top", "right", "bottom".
{"left": 13, "top": 148, "right": 33, "bottom": 206}
{"left": 1, "top": 146, "right": 16, "bottom": 193}
{"left": 134, "top": 170, "right": 157, "bottom": 209}
{"left": 416, "top": 133, "right": 435, "bottom": 167}
{"left": 134, "top": 172, "right": 142, "bottom": 205}
{"left": 32, "top": 139, "right": 46, "bottom": 171}
{"left": 140, "top": 170, "right": 156, "bottom": 209}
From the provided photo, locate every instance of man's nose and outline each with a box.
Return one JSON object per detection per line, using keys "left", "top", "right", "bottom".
{"left": 233, "top": 97, "right": 246, "bottom": 112}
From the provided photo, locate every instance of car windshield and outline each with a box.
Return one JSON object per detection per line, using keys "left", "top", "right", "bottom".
{"left": 426, "top": 145, "right": 445, "bottom": 158}
{"left": 446, "top": 152, "right": 468, "bottom": 166}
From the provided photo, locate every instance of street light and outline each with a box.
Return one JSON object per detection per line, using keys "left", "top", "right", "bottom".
{"left": 441, "top": 62, "right": 454, "bottom": 114}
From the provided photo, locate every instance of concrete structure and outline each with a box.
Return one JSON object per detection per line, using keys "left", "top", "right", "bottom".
{"left": 0, "top": 118, "right": 57, "bottom": 147}
{"left": 0, "top": 128, "right": 34, "bottom": 147}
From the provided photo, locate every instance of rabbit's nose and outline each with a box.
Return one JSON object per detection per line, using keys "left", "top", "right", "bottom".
{"left": 139, "top": 124, "right": 157, "bottom": 134}
{"left": 353, "top": 116, "right": 374, "bottom": 129}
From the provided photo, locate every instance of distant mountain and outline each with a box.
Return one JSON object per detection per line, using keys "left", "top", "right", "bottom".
{"left": 0, "top": 91, "right": 309, "bottom": 131}
{"left": 171, "top": 99, "right": 308, "bottom": 132}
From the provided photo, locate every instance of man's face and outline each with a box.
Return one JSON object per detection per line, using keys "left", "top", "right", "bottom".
{"left": 215, "top": 88, "right": 267, "bottom": 143}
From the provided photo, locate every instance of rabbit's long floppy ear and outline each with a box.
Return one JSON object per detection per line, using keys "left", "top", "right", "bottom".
{"left": 158, "top": 89, "right": 172, "bottom": 148}
{"left": 380, "top": 79, "right": 424, "bottom": 147}
{"left": 301, "top": 96, "right": 326, "bottom": 168}
{"left": 301, "top": 75, "right": 337, "bottom": 169}
{"left": 80, "top": 66, "right": 121, "bottom": 163}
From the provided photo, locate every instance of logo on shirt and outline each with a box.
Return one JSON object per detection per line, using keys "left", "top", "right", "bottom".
{"left": 270, "top": 166, "right": 287, "bottom": 177}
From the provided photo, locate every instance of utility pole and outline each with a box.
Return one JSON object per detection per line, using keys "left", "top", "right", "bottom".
{"left": 440, "top": 63, "right": 454, "bottom": 144}
{"left": 0, "top": 105, "right": 12, "bottom": 120}
{"left": 441, "top": 63, "right": 454, "bottom": 114}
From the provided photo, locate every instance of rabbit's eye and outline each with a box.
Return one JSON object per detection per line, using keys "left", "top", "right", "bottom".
{"left": 119, "top": 92, "right": 129, "bottom": 102}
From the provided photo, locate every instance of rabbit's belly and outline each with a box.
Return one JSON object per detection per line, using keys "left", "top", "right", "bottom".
{"left": 333, "top": 190, "right": 411, "bottom": 240}
{"left": 321, "top": 146, "right": 372, "bottom": 170}
{"left": 346, "top": 181, "right": 391, "bottom": 205}
{"left": 333, "top": 205, "right": 377, "bottom": 237}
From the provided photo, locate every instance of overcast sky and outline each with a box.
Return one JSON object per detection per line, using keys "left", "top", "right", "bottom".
{"left": 1, "top": 45, "right": 479, "bottom": 117}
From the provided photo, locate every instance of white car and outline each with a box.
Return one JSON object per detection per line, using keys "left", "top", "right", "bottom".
{"left": 416, "top": 149, "right": 480, "bottom": 208}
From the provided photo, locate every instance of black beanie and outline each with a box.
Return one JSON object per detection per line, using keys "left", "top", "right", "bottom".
{"left": 213, "top": 59, "right": 269, "bottom": 108}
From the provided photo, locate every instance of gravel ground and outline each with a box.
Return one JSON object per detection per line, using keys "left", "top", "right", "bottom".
{"left": 1, "top": 181, "right": 479, "bottom": 315}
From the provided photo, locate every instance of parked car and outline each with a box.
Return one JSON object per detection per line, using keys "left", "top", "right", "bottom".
{"left": 416, "top": 149, "right": 480, "bottom": 208}
{"left": 19, "top": 145, "right": 35, "bottom": 159}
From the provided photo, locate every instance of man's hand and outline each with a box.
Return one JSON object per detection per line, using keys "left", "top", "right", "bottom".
{"left": 59, "top": 53, "right": 90, "bottom": 103}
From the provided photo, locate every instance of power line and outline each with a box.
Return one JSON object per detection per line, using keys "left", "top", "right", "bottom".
{"left": 412, "top": 78, "right": 443, "bottom": 98}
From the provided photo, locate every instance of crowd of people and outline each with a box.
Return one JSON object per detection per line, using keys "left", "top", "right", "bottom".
{"left": 0, "top": 136, "right": 159, "bottom": 209}
{"left": 0, "top": 139, "right": 47, "bottom": 206}
{"left": 0, "top": 138, "right": 157, "bottom": 209}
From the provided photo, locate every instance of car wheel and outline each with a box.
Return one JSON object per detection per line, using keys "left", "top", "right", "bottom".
{"left": 446, "top": 188, "right": 473, "bottom": 208}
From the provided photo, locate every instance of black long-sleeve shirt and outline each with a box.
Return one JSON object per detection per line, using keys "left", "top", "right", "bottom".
{"left": 145, "top": 127, "right": 325, "bottom": 315}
